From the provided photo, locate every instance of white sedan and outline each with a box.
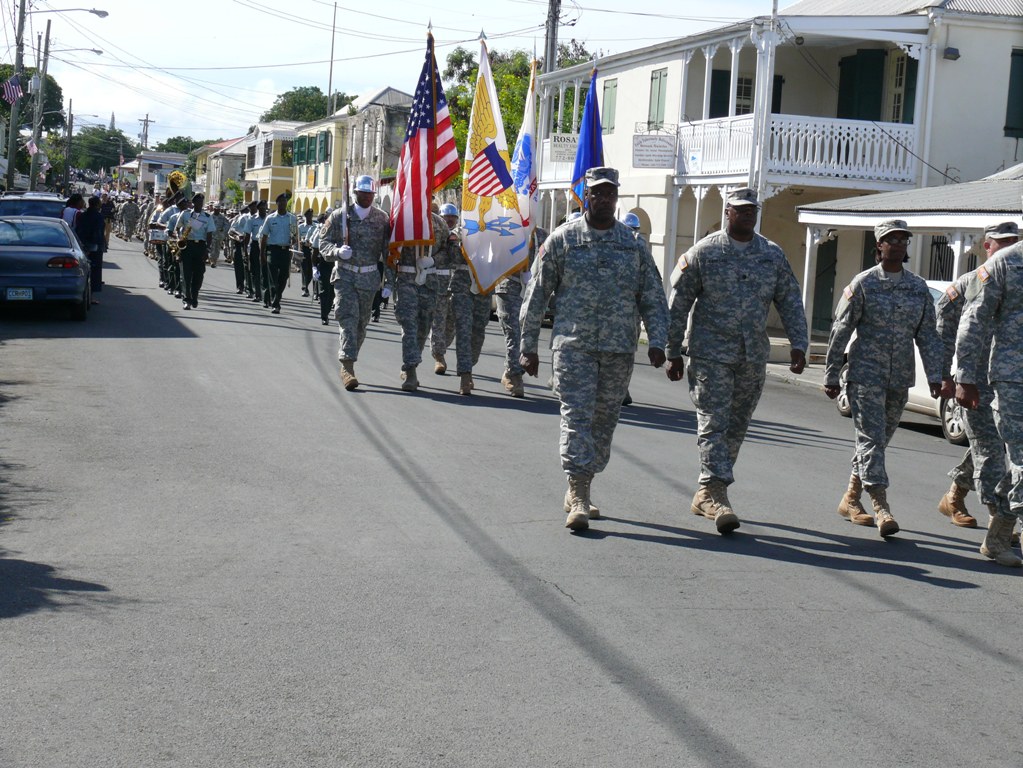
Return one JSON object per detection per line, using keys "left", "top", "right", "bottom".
{"left": 834, "top": 280, "right": 967, "bottom": 445}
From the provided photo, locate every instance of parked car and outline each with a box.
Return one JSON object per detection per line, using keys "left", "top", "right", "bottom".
{"left": 834, "top": 280, "right": 966, "bottom": 445}
{"left": 0, "top": 216, "right": 91, "bottom": 320}
{"left": 0, "top": 191, "right": 68, "bottom": 219}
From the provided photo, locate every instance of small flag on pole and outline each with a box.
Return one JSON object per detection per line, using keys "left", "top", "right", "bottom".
{"left": 2, "top": 75, "right": 23, "bottom": 105}
{"left": 25, "top": 138, "right": 37, "bottom": 156}
{"left": 570, "top": 66, "right": 604, "bottom": 208}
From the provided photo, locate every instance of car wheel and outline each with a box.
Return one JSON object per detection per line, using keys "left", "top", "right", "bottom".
{"left": 941, "top": 398, "right": 968, "bottom": 446}
{"left": 835, "top": 363, "right": 851, "bottom": 417}
{"left": 70, "top": 283, "right": 90, "bottom": 321}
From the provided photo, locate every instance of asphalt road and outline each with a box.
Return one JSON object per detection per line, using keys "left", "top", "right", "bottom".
{"left": 1, "top": 236, "right": 1020, "bottom": 768}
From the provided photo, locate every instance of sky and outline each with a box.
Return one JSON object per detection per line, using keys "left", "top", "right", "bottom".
{"left": 4, "top": 0, "right": 774, "bottom": 148}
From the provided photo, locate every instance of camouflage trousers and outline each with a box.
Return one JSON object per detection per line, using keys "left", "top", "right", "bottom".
{"left": 495, "top": 284, "right": 524, "bottom": 377}
{"left": 553, "top": 347, "right": 634, "bottom": 478}
{"left": 430, "top": 291, "right": 455, "bottom": 359}
{"left": 847, "top": 382, "right": 909, "bottom": 489}
{"left": 687, "top": 357, "right": 766, "bottom": 486}
{"left": 394, "top": 277, "right": 437, "bottom": 370}
{"left": 992, "top": 383, "right": 1023, "bottom": 519}
{"left": 123, "top": 216, "right": 138, "bottom": 240}
{"left": 208, "top": 235, "right": 226, "bottom": 266}
{"left": 948, "top": 383, "right": 1006, "bottom": 505}
{"left": 333, "top": 276, "right": 375, "bottom": 362}
{"left": 435, "top": 290, "right": 490, "bottom": 374}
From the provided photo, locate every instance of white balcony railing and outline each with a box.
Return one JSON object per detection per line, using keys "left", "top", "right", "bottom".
{"left": 678, "top": 113, "right": 917, "bottom": 184}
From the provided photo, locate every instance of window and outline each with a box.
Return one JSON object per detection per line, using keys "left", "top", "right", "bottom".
{"left": 601, "top": 79, "right": 617, "bottom": 134}
{"left": 261, "top": 141, "right": 272, "bottom": 167}
{"left": 735, "top": 77, "right": 753, "bottom": 115}
{"left": 648, "top": 68, "right": 668, "bottom": 129}
{"left": 246, "top": 146, "right": 256, "bottom": 169}
{"left": 281, "top": 140, "right": 293, "bottom": 167}
{"left": 316, "top": 132, "right": 327, "bottom": 163}
{"left": 294, "top": 136, "right": 307, "bottom": 164}
{"left": 375, "top": 120, "right": 383, "bottom": 162}
{"left": 1005, "top": 49, "right": 1023, "bottom": 138}
{"left": 929, "top": 235, "right": 954, "bottom": 280}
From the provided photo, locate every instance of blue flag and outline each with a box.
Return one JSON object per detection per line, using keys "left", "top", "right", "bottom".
{"left": 570, "top": 68, "right": 604, "bottom": 208}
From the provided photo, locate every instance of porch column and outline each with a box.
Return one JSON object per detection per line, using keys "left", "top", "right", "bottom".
{"left": 701, "top": 44, "right": 719, "bottom": 120}
{"left": 675, "top": 50, "right": 695, "bottom": 175}
{"left": 802, "top": 226, "right": 823, "bottom": 341}
{"left": 692, "top": 185, "right": 708, "bottom": 245}
{"left": 947, "top": 230, "right": 973, "bottom": 281}
{"left": 728, "top": 38, "right": 744, "bottom": 117}
{"left": 664, "top": 185, "right": 684, "bottom": 289}
{"left": 571, "top": 78, "right": 583, "bottom": 133}
{"left": 557, "top": 81, "right": 566, "bottom": 133}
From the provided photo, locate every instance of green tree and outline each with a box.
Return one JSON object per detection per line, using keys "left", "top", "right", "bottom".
{"left": 70, "top": 126, "right": 137, "bottom": 172}
{"left": 0, "top": 64, "right": 65, "bottom": 175}
{"left": 154, "top": 136, "right": 214, "bottom": 155}
{"left": 259, "top": 86, "right": 354, "bottom": 123}
{"left": 441, "top": 41, "right": 592, "bottom": 189}
{"left": 223, "top": 178, "right": 244, "bottom": 206}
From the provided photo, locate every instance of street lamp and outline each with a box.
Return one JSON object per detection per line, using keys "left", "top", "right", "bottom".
{"left": 51, "top": 47, "right": 103, "bottom": 56}
{"left": 30, "top": 8, "right": 108, "bottom": 17}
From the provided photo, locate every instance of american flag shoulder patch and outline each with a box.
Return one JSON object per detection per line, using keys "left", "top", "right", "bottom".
{"left": 978, "top": 265, "right": 990, "bottom": 283}
{"left": 945, "top": 285, "right": 960, "bottom": 301}
{"left": 677, "top": 253, "right": 689, "bottom": 271}
{"left": 843, "top": 285, "right": 854, "bottom": 301}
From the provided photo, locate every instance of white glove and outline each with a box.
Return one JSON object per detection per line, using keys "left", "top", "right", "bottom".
{"left": 339, "top": 244, "right": 353, "bottom": 261}
{"left": 417, "top": 255, "right": 434, "bottom": 270}
{"left": 381, "top": 286, "right": 392, "bottom": 300}
{"left": 520, "top": 269, "right": 532, "bottom": 285}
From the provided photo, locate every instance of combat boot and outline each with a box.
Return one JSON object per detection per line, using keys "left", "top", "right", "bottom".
{"left": 433, "top": 354, "right": 447, "bottom": 375}
{"left": 837, "top": 474, "right": 874, "bottom": 526}
{"left": 458, "top": 372, "right": 473, "bottom": 396}
{"left": 938, "top": 481, "right": 977, "bottom": 527}
{"left": 980, "top": 506, "right": 1022, "bottom": 567}
{"left": 691, "top": 480, "right": 740, "bottom": 534}
{"left": 400, "top": 366, "right": 419, "bottom": 392}
{"left": 339, "top": 359, "right": 359, "bottom": 391}
{"left": 509, "top": 373, "right": 524, "bottom": 398}
{"left": 867, "top": 486, "right": 899, "bottom": 537}
{"left": 564, "top": 475, "right": 592, "bottom": 531}
{"left": 564, "top": 485, "right": 601, "bottom": 519}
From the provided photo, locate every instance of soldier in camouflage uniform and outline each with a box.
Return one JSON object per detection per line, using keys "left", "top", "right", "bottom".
{"left": 521, "top": 167, "right": 669, "bottom": 532}
{"left": 667, "top": 188, "right": 808, "bottom": 534}
{"left": 208, "top": 204, "right": 231, "bottom": 268}
{"left": 955, "top": 238, "right": 1023, "bottom": 567}
{"left": 318, "top": 175, "right": 390, "bottom": 391}
{"left": 824, "top": 220, "right": 943, "bottom": 537}
{"left": 494, "top": 225, "right": 546, "bottom": 398}
{"left": 120, "top": 197, "right": 140, "bottom": 241}
{"left": 391, "top": 210, "right": 449, "bottom": 392}
{"left": 935, "top": 222, "right": 1018, "bottom": 529}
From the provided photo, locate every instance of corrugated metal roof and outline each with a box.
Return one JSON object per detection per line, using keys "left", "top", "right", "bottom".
{"left": 798, "top": 164, "right": 1023, "bottom": 214}
{"left": 780, "top": 0, "right": 934, "bottom": 15}
{"left": 944, "top": 0, "right": 1023, "bottom": 12}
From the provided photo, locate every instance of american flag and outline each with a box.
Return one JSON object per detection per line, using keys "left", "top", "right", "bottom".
{"left": 466, "top": 141, "right": 513, "bottom": 198}
{"left": 389, "top": 33, "right": 458, "bottom": 259}
{"left": 2, "top": 75, "right": 23, "bottom": 105}
{"left": 25, "top": 138, "right": 37, "bottom": 156}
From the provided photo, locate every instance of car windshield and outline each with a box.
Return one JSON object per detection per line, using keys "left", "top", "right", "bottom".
{"left": 0, "top": 219, "right": 72, "bottom": 248}
{"left": 0, "top": 199, "right": 66, "bottom": 218}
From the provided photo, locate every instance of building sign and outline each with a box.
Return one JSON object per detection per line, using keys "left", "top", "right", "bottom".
{"left": 632, "top": 135, "right": 676, "bottom": 168}
{"left": 550, "top": 133, "right": 577, "bottom": 163}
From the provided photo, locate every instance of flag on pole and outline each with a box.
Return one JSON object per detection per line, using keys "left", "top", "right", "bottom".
{"left": 2, "top": 75, "right": 23, "bottom": 105}
{"left": 460, "top": 38, "right": 528, "bottom": 294}
{"left": 25, "top": 138, "right": 37, "bottom": 156}
{"left": 119, "top": 153, "right": 125, "bottom": 167}
{"left": 388, "top": 32, "right": 459, "bottom": 262}
{"left": 510, "top": 59, "right": 539, "bottom": 235}
{"left": 570, "top": 67, "right": 604, "bottom": 208}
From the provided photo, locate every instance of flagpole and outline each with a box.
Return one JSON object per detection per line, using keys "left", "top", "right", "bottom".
{"left": 28, "top": 19, "right": 50, "bottom": 191}
{"left": 326, "top": 2, "right": 337, "bottom": 116}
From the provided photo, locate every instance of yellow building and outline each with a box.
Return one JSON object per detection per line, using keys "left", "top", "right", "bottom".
{"left": 292, "top": 87, "right": 412, "bottom": 215}
{"left": 241, "top": 121, "right": 302, "bottom": 204}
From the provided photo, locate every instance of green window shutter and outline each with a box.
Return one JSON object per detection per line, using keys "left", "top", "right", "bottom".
{"left": 902, "top": 58, "right": 918, "bottom": 124}
{"left": 1005, "top": 49, "right": 1023, "bottom": 138}
{"left": 317, "top": 132, "right": 327, "bottom": 163}
{"left": 648, "top": 69, "right": 668, "bottom": 129}
{"left": 295, "top": 136, "right": 306, "bottom": 164}
{"left": 601, "top": 79, "right": 617, "bottom": 134}
{"left": 709, "top": 69, "right": 730, "bottom": 119}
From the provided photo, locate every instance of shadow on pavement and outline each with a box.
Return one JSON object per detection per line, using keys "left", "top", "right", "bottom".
{"left": 0, "top": 558, "right": 110, "bottom": 619}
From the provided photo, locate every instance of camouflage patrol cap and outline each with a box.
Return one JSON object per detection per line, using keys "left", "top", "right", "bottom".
{"left": 984, "top": 221, "right": 1019, "bottom": 240}
{"left": 584, "top": 167, "right": 620, "bottom": 188}
{"left": 725, "top": 188, "right": 759, "bottom": 207}
{"left": 874, "top": 219, "right": 912, "bottom": 241}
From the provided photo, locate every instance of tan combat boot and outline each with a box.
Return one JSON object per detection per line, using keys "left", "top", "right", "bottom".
{"left": 867, "top": 486, "right": 899, "bottom": 537}
{"left": 938, "top": 481, "right": 977, "bottom": 527}
{"left": 433, "top": 354, "right": 447, "bottom": 375}
{"left": 458, "top": 372, "right": 473, "bottom": 395}
{"left": 564, "top": 475, "right": 592, "bottom": 531}
{"left": 339, "top": 359, "right": 359, "bottom": 391}
{"left": 837, "top": 474, "right": 874, "bottom": 526}
{"left": 400, "top": 366, "right": 419, "bottom": 392}
{"left": 564, "top": 485, "right": 601, "bottom": 519}
{"left": 980, "top": 506, "right": 1023, "bottom": 567}
{"left": 691, "top": 480, "right": 740, "bottom": 534}
{"left": 501, "top": 370, "right": 514, "bottom": 392}
{"left": 509, "top": 373, "right": 524, "bottom": 398}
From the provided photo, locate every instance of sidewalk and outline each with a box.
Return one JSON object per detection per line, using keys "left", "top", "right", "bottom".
{"left": 766, "top": 359, "right": 826, "bottom": 390}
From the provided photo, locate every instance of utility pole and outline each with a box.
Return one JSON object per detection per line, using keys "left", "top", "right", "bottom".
{"left": 138, "top": 113, "right": 154, "bottom": 149}
{"left": 327, "top": 2, "right": 337, "bottom": 116}
{"left": 5, "top": 0, "right": 27, "bottom": 191}
{"left": 64, "top": 98, "right": 73, "bottom": 192}
{"left": 28, "top": 19, "right": 50, "bottom": 191}
{"left": 543, "top": 0, "right": 561, "bottom": 74}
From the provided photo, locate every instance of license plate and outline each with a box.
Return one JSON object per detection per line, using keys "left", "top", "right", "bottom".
{"left": 6, "top": 287, "right": 33, "bottom": 300}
